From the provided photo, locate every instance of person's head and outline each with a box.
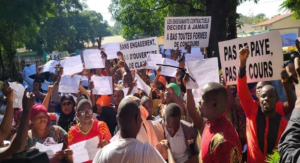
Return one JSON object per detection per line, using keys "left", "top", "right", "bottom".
{"left": 76, "top": 99, "right": 93, "bottom": 125}
{"left": 259, "top": 85, "right": 278, "bottom": 115}
{"left": 122, "top": 73, "right": 133, "bottom": 88}
{"left": 200, "top": 82, "right": 228, "bottom": 120}
{"left": 113, "top": 69, "right": 122, "bottom": 84}
{"left": 163, "top": 103, "right": 181, "bottom": 137}
{"left": 33, "top": 79, "right": 41, "bottom": 91}
{"left": 184, "top": 43, "right": 191, "bottom": 53}
{"left": 50, "top": 73, "right": 57, "bottom": 82}
{"left": 256, "top": 81, "right": 271, "bottom": 99}
{"left": 30, "top": 104, "right": 49, "bottom": 130}
{"left": 157, "top": 76, "right": 166, "bottom": 91}
{"left": 117, "top": 98, "right": 142, "bottom": 138}
{"left": 60, "top": 95, "right": 75, "bottom": 115}
{"left": 113, "top": 87, "right": 125, "bottom": 107}
{"left": 165, "top": 83, "right": 181, "bottom": 104}
{"left": 179, "top": 58, "right": 185, "bottom": 69}
{"left": 17, "top": 71, "right": 23, "bottom": 83}
{"left": 141, "top": 96, "right": 153, "bottom": 115}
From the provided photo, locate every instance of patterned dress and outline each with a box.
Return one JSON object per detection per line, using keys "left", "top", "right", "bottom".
{"left": 67, "top": 120, "right": 112, "bottom": 163}
{"left": 25, "top": 125, "right": 67, "bottom": 149}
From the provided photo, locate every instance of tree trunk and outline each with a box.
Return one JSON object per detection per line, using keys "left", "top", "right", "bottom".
{"left": 227, "top": 0, "right": 238, "bottom": 40}
{"left": 206, "top": 0, "right": 231, "bottom": 61}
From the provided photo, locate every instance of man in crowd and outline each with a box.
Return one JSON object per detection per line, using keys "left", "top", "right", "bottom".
{"left": 237, "top": 46, "right": 294, "bottom": 162}
{"left": 157, "top": 103, "right": 198, "bottom": 163}
{"left": 93, "top": 98, "right": 169, "bottom": 163}
{"left": 183, "top": 77, "right": 242, "bottom": 162}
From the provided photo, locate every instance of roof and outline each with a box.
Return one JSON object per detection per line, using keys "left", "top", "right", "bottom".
{"left": 253, "top": 13, "right": 293, "bottom": 27}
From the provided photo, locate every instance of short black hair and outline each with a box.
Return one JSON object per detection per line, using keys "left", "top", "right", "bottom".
{"left": 165, "top": 103, "right": 181, "bottom": 118}
{"left": 118, "top": 98, "right": 140, "bottom": 129}
{"left": 203, "top": 82, "right": 228, "bottom": 102}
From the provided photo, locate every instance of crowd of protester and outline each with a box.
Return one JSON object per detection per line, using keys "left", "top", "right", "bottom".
{"left": 0, "top": 42, "right": 300, "bottom": 163}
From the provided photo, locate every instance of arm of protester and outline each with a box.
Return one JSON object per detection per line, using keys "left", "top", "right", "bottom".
{"left": 221, "top": 75, "right": 235, "bottom": 110}
{"left": 79, "top": 85, "right": 90, "bottom": 97}
{"left": 237, "top": 46, "right": 256, "bottom": 116}
{"left": 153, "top": 66, "right": 161, "bottom": 86}
{"left": 117, "top": 52, "right": 130, "bottom": 73}
{"left": 172, "top": 90, "right": 186, "bottom": 117}
{"left": 279, "top": 57, "right": 300, "bottom": 162}
{"left": 101, "top": 50, "right": 112, "bottom": 77}
{"left": 183, "top": 75, "right": 204, "bottom": 131}
{"left": 281, "top": 68, "right": 296, "bottom": 115}
{"left": 89, "top": 81, "right": 96, "bottom": 107}
{"left": 0, "top": 89, "right": 34, "bottom": 161}
{"left": 42, "top": 85, "right": 54, "bottom": 111}
{"left": 151, "top": 84, "right": 165, "bottom": 104}
{"left": 127, "top": 79, "right": 137, "bottom": 96}
{"left": 0, "top": 87, "right": 14, "bottom": 141}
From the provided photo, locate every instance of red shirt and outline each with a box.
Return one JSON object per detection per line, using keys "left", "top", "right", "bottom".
{"left": 200, "top": 112, "right": 242, "bottom": 163}
{"left": 237, "top": 76, "right": 288, "bottom": 163}
{"left": 67, "top": 120, "right": 112, "bottom": 163}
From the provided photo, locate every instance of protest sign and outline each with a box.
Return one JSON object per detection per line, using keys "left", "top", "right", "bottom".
{"left": 41, "top": 60, "right": 59, "bottom": 73}
{"left": 83, "top": 49, "right": 105, "bottom": 69}
{"left": 23, "top": 64, "right": 36, "bottom": 77}
{"left": 218, "top": 31, "right": 283, "bottom": 85}
{"left": 119, "top": 37, "right": 159, "bottom": 70}
{"left": 123, "top": 87, "right": 138, "bottom": 96}
{"left": 8, "top": 82, "right": 25, "bottom": 108}
{"left": 102, "top": 43, "right": 120, "bottom": 59}
{"left": 69, "top": 136, "right": 99, "bottom": 163}
{"left": 59, "top": 75, "right": 81, "bottom": 93}
{"left": 160, "top": 58, "right": 179, "bottom": 77}
{"left": 135, "top": 73, "right": 151, "bottom": 96}
{"left": 91, "top": 76, "right": 113, "bottom": 95}
{"left": 186, "top": 58, "right": 219, "bottom": 90}
{"left": 35, "top": 142, "right": 63, "bottom": 158}
{"left": 146, "top": 54, "right": 162, "bottom": 70}
{"left": 164, "top": 16, "right": 211, "bottom": 49}
{"left": 185, "top": 53, "right": 204, "bottom": 62}
{"left": 60, "top": 55, "right": 83, "bottom": 75}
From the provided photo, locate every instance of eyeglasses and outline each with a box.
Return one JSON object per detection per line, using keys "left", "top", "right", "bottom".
{"left": 78, "top": 109, "right": 93, "bottom": 116}
{"left": 62, "top": 102, "right": 72, "bottom": 106}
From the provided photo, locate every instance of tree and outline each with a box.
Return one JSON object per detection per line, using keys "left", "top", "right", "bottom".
{"left": 239, "top": 13, "right": 268, "bottom": 24}
{"left": 109, "top": 0, "right": 258, "bottom": 58}
{"left": 109, "top": 22, "right": 123, "bottom": 36}
{"left": 281, "top": 0, "right": 300, "bottom": 19}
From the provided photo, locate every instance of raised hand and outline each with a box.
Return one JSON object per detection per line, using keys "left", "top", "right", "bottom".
{"left": 220, "top": 74, "right": 227, "bottom": 87}
{"left": 3, "top": 87, "right": 13, "bottom": 101}
{"left": 239, "top": 46, "right": 249, "bottom": 68}
{"left": 22, "top": 88, "right": 35, "bottom": 114}
{"left": 156, "top": 66, "right": 162, "bottom": 76}
{"left": 117, "top": 60, "right": 125, "bottom": 68}
{"left": 182, "top": 74, "right": 190, "bottom": 86}
{"left": 117, "top": 52, "right": 124, "bottom": 60}
{"left": 89, "top": 81, "right": 94, "bottom": 90}
{"left": 48, "top": 85, "right": 54, "bottom": 95}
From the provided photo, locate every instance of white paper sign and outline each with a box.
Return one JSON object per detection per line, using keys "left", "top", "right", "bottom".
{"left": 218, "top": 31, "right": 283, "bottom": 85}
{"left": 8, "top": 82, "right": 25, "bottom": 108}
{"left": 83, "top": 49, "right": 105, "bottom": 69}
{"left": 23, "top": 64, "right": 36, "bottom": 77}
{"left": 91, "top": 76, "right": 113, "bottom": 95}
{"left": 35, "top": 142, "right": 63, "bottom": 158}
{"left": 146, "top": 54, "right": 162, "bottom": 70}
{"left": 186, "top": 58, "right": 219, "bottom": 91}
{"left": 60, "top": 55, "right": 83, "bottom": 75}
{"left": 102, "top": 43, "right": 120, "bottom": 59}
{"left": 160, "top": 58, "right": 179, "bottom": 77}
{"left": 185, "top": 53, "right": 204, "bottom": 62}
{"left": 135, "top": 73, "right": 151, "bottom": 96}
{"left": 69, "top": 136, "right": 99, "bottom": 163}
{"left": 119, "top": 37, "right": 159, "bottom": 70}
{"left": 59, "top": 75, "right": 81, "bottom": 93}
{"left": 41, "top": 60, "right": 59, "bottom": 73}
{"left": 164, "top": 17, "right": 211, "bottom": 49}
{"left": 123, "top": 87, "right": 138, "bottom": 96}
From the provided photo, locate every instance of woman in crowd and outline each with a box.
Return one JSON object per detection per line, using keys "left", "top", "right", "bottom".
{"left": 67, "top": 99, "right": 112, "bottom": 163}
{"left": 57, "top": 95, "right": 77, "bottom": 132}
{"left": 22, "top": 104, "right": 68, "bottom": 162}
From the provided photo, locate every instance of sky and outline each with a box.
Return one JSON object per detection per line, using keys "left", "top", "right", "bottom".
{"left": 85, "top": 0, "right": 289, "bottom": 26}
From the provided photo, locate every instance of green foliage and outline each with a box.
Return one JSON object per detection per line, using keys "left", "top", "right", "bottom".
{"left": 239, "top": 13, "right": 268, "bottom": 24}
{"left": 281, "top": 0, "right": 300, "bottom": 19}
{"left": 266, "top": 149, "right": 280, "bottom": 163}
{"left": 109, "top": 22, "right": 123, "bottom": 36}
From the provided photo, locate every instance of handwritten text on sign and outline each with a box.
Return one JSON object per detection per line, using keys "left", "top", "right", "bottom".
{"left": 218, "top": 31, "right": 283, "bottom": 85}
{"left": 69, "top": 136, "right": 99, "bottom": 163}
{"left": 119, "top": 37, "right": 159, "bottom": 70}
{"left": 164, "top": 17, "right": 211, "bottom": 49}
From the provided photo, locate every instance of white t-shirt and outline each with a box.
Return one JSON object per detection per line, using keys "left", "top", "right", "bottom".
{"left": 93, "top": 138, "right": 166, "bottom": 163}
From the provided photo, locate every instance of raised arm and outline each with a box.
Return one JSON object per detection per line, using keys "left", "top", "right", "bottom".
{"left": 89, "top": 81, "right": 96, "bottom": 107}
{"left": 0, "top": 87, "right": 14, "bottom": 141}
{"left": 42, "top": 85, "right": 54, "bottom": 111}
{"left": 279, "top": 57, "right": 300, "bottom": 162}
{"left": 117, "top": 52, "right": 130, "bottom": 73}
{"left": 281, "top": 69, "right": 296, "bottom": 115}
{"left": 237, "top": 47, "right": 257, "bottom": 116}
{"left": 0, "top": 89, "right": 34, "bottom": 161}
{"left": 221, "top": 75, "right": 236, "bottom": 110}
{"left": 183, "top": 75, "right": 204, "bottom": 131}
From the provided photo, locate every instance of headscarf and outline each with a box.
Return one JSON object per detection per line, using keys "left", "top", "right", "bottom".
{"left": 158, "top": 76, "right": 166, "bottom": 87}
{"left": 168, "top": 83, "right": 181, "bottom": 97}
{"left": 30, "top": 104, "right": 49, "bottom": 122}
{"left": 14, "top": 108, "right": 23, "bottom": 125}
{"left": 58, "top": 95, "right": 76, "bottom": 132}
